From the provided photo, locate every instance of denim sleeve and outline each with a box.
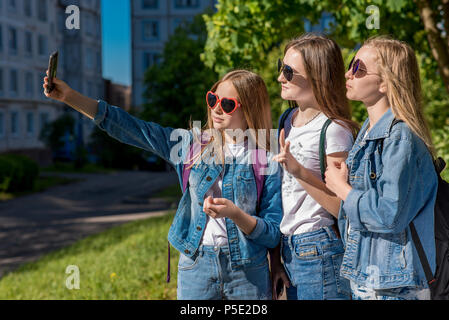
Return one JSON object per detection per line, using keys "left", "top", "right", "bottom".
{"left": 342, "top": 137, "right": 431, "bottom": 234}
{"left": 245, "top": 158, "right": 283, "bottom": 248}
{"left": 93, "top": 100, "right": 191, "bottom": 167}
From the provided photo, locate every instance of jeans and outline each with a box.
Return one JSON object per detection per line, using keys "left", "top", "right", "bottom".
{"left": 177, "top": 245, "right": 271, "bottom": 300}
{"left": 350, "top": 282, "right": 431, "bottom": 300}
{"left": 281, "top": 226, "right": 351, "bottom": 300}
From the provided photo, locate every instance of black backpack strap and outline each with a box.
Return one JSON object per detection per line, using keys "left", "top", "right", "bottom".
{"left": 410, "top": 222, "right": 436, "bottom": 285}
{"left": 319, "top": 119, "right": 332, "bottom": 181}
{"left": 382, "top": 118, "right": 436, "bottom": 286}
{"left": 278, "top": 107, "right": 295, "bottom": 136}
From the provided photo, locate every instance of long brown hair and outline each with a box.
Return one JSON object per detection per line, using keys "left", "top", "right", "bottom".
{"left": 363, "top": 36, "right": 435, "bottom": 157}
{"left": 284, "top": 33, "right": 360, "bottom": 137}
{"left": 187, "top": 69, "right": 273, "bottom": 168}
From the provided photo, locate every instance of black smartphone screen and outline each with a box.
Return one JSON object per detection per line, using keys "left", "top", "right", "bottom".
{"left": 46, "top": 51, "right": 59, "bottom": 94}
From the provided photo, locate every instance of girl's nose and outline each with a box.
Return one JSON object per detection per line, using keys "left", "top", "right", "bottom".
{"left": 214, "top": 103, "right": 223, "bottom": 115}
{"left": 345, "top": 70, "right": 353, "bottom": 80}
{"left": 277, "top": 72, "right": 286, "bottom": 83}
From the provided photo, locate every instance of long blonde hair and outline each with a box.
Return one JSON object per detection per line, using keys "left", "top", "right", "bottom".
{"left": 187, "top": 69, "right": 273, "bottom": 168}
{"left": 363, "top": 36, "right": 435, "bottom": 157}
{"left": 284, "top": 33, "right": 360, "bottom": 137}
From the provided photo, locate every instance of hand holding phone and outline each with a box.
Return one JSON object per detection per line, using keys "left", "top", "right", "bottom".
{"left": 45, "top": 51, "right": 58, "bottom": 94}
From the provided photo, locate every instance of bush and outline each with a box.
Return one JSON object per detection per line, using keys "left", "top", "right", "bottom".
{"left": 0, "top": 154, "right": 40, "bottom": 193}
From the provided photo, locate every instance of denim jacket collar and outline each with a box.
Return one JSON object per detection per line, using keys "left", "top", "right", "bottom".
{"left": 363, "top": 108, "right": 396, "bottom": 141}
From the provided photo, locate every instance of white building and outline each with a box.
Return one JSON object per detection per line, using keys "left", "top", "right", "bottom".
{"left": 131, "top": 0, "right": 216, "bottom": 109}
{"left": 0, "top": 0, "right": 103, "bottom": 161}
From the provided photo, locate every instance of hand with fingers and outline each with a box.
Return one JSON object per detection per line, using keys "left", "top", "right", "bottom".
{"left": 42, "top": 69, "right": 72, "bottom": 103}
{"left": 270, "top": 261, "right": 291, "bottom": 300}
{"left": 324, "top": 160, "right": 352, "bottom": 201}
{"left": 203, "top": 196, "right": 240, "bottom": 219}
{"left": 273, "top": 128, "right": 303, "bottom": 178}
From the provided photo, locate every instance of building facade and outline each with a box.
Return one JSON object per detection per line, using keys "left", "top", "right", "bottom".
{"left": 0, "top": 0, "right": 103, "bottom": 162}
{"left": 131, "top": 0, "right": 216, "bottom": 109}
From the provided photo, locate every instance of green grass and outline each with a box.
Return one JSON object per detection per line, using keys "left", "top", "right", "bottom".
{"left": 0, "top": 213, "right": 180, "bottom": 300}
{"left": 0, "top": 176, "right": 82, "bottom": 202}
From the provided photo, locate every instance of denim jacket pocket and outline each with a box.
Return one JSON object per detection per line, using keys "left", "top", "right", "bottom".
{"left": 236, "top": 173, "right": 257, "bottom": 215}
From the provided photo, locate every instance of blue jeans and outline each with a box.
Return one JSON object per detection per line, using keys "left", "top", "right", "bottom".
{"left": 281, "top": 226, "right": 351, "bottom": 300}
{"left": 177, "top": 245, "right": 271, "bottom": 300}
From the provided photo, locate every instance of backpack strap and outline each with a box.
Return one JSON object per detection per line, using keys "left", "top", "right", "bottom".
{"left": 278, "top": 107, "right": 331, "bottom": 182}
{"left": 410, "top": 222, "right": 436, "bottom": 286}
{"left": 381, "top": 118, "right": 436, "bottom": 286}
{"left": 251, "top": 148, "right": 268, "bottom": 211}
{"left": 277, "top": 107, "right": 296, "bottom": 145}
{"left": 319, "top": 119, "right": 332, "bottom": 181}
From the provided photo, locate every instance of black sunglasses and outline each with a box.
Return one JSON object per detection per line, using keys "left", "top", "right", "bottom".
{"left": 278, "top": 59, "right": 302, "bottom": 82}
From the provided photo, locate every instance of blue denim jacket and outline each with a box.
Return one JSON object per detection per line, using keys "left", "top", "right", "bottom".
{"left": 338, "top": 108, "right": 437, "bottom": 289}
{"left": 93, "top": 100, "right": 283, "bottom": 270}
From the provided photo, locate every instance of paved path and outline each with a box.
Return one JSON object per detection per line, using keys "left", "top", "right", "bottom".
{"left": 0, "top": 170, "right": 179, "bottom": 278}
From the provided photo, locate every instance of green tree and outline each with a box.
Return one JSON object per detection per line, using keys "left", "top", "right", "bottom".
{"left": 202, "top": 0, "right": 449, "bottom": 178}
{"left": 141, "top": 10, "right": 218, "bottom": 129}
{"left": 39, "top": 113, "right": 76, "bottom": 151}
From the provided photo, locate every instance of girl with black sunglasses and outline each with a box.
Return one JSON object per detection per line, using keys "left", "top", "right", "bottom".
{"left": 270, "top": 33, "right": 359, "bottom": 300}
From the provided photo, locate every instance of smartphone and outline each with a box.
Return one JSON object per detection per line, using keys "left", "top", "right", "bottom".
{"left": 45, "top": 51, "right": 58, "bottom": 94}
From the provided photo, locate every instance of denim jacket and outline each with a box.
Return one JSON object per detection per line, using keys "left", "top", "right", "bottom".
{"left": 338, "top": 108, "right": 437, "bottom": 289}
{"left": 93, "top": 100, "right": 283, "bottom": 270}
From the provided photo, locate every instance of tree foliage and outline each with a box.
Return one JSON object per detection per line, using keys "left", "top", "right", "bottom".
{"left": 141, "top": 10, "right": 218, "bottom": 129}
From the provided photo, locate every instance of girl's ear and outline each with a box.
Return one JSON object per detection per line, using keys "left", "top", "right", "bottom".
{"left": 379, "top": 79, "right": 387, "bottom": 94}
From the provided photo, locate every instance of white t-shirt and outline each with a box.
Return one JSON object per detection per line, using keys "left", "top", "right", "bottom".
{"left": 280, "top": 111, "right": 354, "bottom": 236}
{"left": 201, "top": 141, "right": 246, "bottom": 246}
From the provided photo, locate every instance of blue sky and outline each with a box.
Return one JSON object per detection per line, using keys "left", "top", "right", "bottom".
{"left": 101, "top": 0, "right": 131, "bottom": 86}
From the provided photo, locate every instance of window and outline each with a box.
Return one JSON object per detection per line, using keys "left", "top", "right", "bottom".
{"left": 8, "top": 27, "right": 17, "bottom": 54}
{"left": 87, "top": 81, "right": 93, "bottom": 97}
{"left": 37, "top": 0, "right": 47, "bottom": 22}
{"left": 0, "top": 112, "right": 4, "bottom": 137}
{"left": 26, "top": 112, "right": 34, "bottom": 134}
{"left": 38, "top": 34, "right": 47, "bottom": 56}
{"left": 40, "top": 113, "right": 49, "bottom": 132}
{"left": 0, "top": 68, "right": 3, "bottom": 96}
{"left": 174, "top": 0, "right": 199, "bottom": 9}
{"left": 25, "top": 31, "right": 32, "bottom": 55}
{"left": 8, "top": 0, "right": 16, "bottom": 11}
{"left": 24, "top": 0, "right": 32, "bottom": 17}
{"left": 25, "top": 72, "right": 33, "bottom": 96}
{"left": 10, "top": 111, "right": 18, "bottom": 135}
{"left": 0, "top": 25, "right": 3, "bottom": 52}
{"left": 142, "top": 21, "right": 159, "bottom": 41}
{"left": 143, "top": 52, "right": 161, "bottom": 69}
{"left": 10, "top": 69, "right": 18, "bottom": 95}
{"left": 86, "top": 48, "right": 93, "bottom": 69}
{"left": 142, "top": 0, "right": 158, "bottom": 9}
{"left": 96, "top": 51, "right": 101, "bottom": 72}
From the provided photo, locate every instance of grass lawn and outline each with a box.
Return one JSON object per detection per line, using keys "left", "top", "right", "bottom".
{"left": 0, "top": 212, "right": 180, "bottom": 300}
